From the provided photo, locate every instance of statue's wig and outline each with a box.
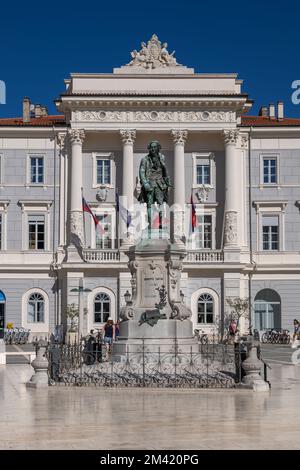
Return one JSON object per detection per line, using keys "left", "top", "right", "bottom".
{"left": 147, "top": 140, "right": 162, "bottom": 151}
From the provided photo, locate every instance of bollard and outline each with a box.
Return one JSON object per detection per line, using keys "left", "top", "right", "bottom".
{"left": 26, "top": 339, "right": 49, "bottom": 388}
{"left": 241, "top": 346, "right": 270, "bottom": 392}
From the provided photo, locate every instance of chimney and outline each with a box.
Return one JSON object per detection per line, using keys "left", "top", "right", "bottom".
{"left": 269, "top": 103, "right": 276, "bottom": 120}
{"left": 277, "top": 101, "right": 284, "bottom": 120}
{"left": 259, "top": 106, "right": 268, "bottom": 118}
{"left": 23, "top": 97, "right": 31, "bottom": 123}
{"left": 34, "top": 104, "right": 42, "bottom": 118}
{"left": 41, "top": 106, "right": 48, "bottom": 116}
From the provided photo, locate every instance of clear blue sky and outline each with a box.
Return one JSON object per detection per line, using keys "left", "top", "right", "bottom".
{"left": 1, "top": 0, "right": 300, "bottom": 118}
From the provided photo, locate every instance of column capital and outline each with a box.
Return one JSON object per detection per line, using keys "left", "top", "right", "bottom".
{"left": 56, "top": 132, "right": 67, "bottom": 150}
{"left": 223, "top": 129, "right": 239, "bottom": 146}
{"left": 171, "top": 129, "right": 188, "bottom": 145}
{"left": 240, "top": 133, "right": 248, "bottom": 149}
{"left": 120, "top": 129, "right": 136, "bottom": 144}
{"left": 68, "top": 129, "right": 85, "bottom": 145}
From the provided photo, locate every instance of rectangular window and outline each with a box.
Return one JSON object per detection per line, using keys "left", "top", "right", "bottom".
{"left": 96, "top": 214, "right": 112, "bottom": 249}
{"left": 196, "top": 164, "right": 210, "bottom": 185}
{"left": 195, "top": 215, "right": 212, "bottom": 249}
{"left": 263, "top": 158, "right": 277, "bottom": 184}
{"left": 30, "top": 156, "right": 44, "bottom": 184}
{"left": 28, "top": 215, "right": 45, "bottom": 250}
{"left": 96, "top": 159, "right": 111, "bottom": 185}
{"left": 262, "top": 215, "right": 279, "bottom": 251}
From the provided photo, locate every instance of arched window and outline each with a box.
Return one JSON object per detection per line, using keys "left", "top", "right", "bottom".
{"left": 94, "top": 292, "right": 110, "bottom": 323}
{"left": 197, "top": 293, "right": 214, "bottom": 324}
{"left": 254, "top": 289, "right": 281, "bottom": 330}
{"left": 28, "top": 293, "right": 45, "bottom": 323}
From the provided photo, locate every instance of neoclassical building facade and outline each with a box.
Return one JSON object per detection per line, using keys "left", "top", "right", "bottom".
{"left": 1, "top": 35, "right": 300, "bottom": 339}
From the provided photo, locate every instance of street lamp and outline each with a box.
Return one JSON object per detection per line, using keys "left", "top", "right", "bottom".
{"left": 70, "top": 279, "right": 92, "bottom": 339}
{"left": 124, "top": 290, "right": 132, "bottom": 305}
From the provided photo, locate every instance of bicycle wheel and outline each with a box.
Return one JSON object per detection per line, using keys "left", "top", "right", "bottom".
{"left": 261, "top": 333, "right": 268, "bottom": 343}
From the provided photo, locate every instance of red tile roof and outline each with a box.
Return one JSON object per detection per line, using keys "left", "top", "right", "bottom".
{"left": 0, "top": 114, "right": 300, "bottom": 128}
{"left": 0, "top": 115, "right": 66, "bottom": 127}
{"left": 240, "top": 115, "right": 300, "bottom": 127}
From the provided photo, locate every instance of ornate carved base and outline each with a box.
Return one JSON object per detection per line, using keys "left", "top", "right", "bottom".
{"left": 70, "top": 211, "right": 84, "bottom": 247}
{"left": 120, "top": 239, "right": 191, "bottom": 322}
{"left": 224, "top": 210, "right": 238, "bottom": 247}
{"left": 116, "top": 239, "right": 196, "bottom": 361}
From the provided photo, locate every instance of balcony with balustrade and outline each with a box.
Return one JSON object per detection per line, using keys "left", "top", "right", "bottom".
{"left": 82, "top": 248, "right": 224, "bottom": 265}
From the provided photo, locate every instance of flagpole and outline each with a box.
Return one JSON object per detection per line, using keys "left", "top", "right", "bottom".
{"left": 116, "top": 188, "right": 119, "bottom": 250}
{"left": 81, "top": 187, "right": 86, "bottom": 248}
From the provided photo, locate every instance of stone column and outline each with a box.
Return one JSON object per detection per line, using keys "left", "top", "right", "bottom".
{"left": 68, "top": 129, "right": 85, "bottom": 250}
{"left": 120, "top": 129, "right": 136, "bottom": 208}
{"left": 56, "top": 132, "right": 67, "bottom": 248}
{"left": 120, "top": 130, "right": 136, "bottom": 244}
{"left": 223, "top": 130, "right": 240, "bottom": 249}
{"left": 171, "top": 129, "right": 188, "bottom": 244}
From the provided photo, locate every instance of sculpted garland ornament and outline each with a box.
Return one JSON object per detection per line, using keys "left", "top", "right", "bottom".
{"left": 73, "top": 110, "right": 233, "bottom": 123}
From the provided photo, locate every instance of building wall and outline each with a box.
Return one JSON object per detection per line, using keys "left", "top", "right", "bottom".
{"left": 0, "top": 140, "right": 59, "bottom": 252}
{"left": 249, "top": 145, "right": 300, "bottom": 252}
{"left": 252, "top": 278, "right": 300, "bottom": 330}
{"left": 0, "top": 275, "right": 56, "bottom": 333}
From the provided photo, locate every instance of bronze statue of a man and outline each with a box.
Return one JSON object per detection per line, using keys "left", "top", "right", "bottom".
{"left": 138, "top": 140, "right": 171, "bottom": 230}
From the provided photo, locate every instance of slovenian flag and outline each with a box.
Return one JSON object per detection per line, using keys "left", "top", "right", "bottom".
{"left": 82, "top": 197, "right": 105, "bottom": 234}
{"left": 116, "top": 192, "right": 132, "bottom": 228}
{"left": 190, "top": 192, "right": 197, "bottom": 233}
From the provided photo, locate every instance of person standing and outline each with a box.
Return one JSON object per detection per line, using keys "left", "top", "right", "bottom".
{"left": 102, "top": 317, "right": 115, "bottom": 360}
{"left": 115, "top": 320, "right": 120, "bottom": 340}
{"left": 229, "top": 319, "right": 237, "bottom": 344}
{"left": 292, "top": 319, "right": 300, "bottom": 341}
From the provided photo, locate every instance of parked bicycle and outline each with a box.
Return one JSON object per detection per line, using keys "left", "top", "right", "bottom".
{"left": 4, "top": 327, "right": 31, "bottom": 345}
{"left": 261, "top": 328, "right": 290, "bottom": 344}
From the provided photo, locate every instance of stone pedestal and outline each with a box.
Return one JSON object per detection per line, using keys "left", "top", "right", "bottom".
{"left": 115, "top": 238, "right": 198, "bottom": 360}
{"left": 0, "top": 339, "right": 5, "bottom": 365}
{"left": 26, "top": 339, "right": 49, "bottom": 388}
{"left": 241, "top": 346, "right": 270, "bottom": 392}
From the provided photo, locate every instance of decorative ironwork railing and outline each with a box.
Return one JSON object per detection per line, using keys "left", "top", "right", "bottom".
{"left": 83, "top": 249, "right": 120, "bottom": 263}
{"left": 185, "top": 250, "right": 224, "bottom": 263}
{"left": 47, "top": 338, "right": 241, "bottom": 388}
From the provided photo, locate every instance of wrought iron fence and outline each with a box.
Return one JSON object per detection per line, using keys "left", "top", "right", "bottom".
{"left": 47, "top": 337, "right": 247, "bottom": 388}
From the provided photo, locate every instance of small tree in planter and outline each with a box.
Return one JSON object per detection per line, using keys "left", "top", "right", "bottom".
{"left": 226, "top": 297, "right": 249, "bottom": 332}
{"left": 66, "top": 303, "right": 79, "bottom": 332}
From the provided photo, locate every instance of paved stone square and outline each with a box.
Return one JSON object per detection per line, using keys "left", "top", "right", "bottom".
{"left": 0, "top": 356, "right": 300, "bottom": 450}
